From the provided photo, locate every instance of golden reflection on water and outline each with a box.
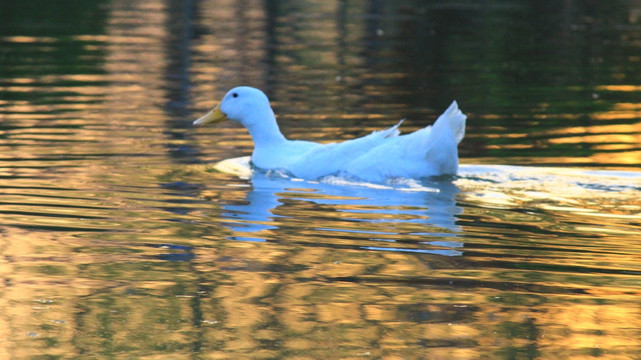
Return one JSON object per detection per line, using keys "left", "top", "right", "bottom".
{"left": 2, "top": 0, "right": 641, "bottom": 358}
{"left": 4, "top": 159, "right": 641, "bottom": 357}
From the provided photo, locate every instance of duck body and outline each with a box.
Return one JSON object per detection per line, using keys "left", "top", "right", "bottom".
{"left": 194, "top": 86, "right": 466, "bottom": 182}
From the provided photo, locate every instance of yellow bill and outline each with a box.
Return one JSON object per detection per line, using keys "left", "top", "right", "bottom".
{"left": 193, "top": 104, "right": 227, "bottom": 126}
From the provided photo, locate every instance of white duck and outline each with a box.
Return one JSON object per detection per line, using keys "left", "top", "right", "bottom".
{"left": 194, "top": 86, "right": 466, "bottom": 182}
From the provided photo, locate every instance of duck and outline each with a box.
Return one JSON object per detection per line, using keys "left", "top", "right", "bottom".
{"left": 193, "top": 86, "right": 466, "bottom": 182}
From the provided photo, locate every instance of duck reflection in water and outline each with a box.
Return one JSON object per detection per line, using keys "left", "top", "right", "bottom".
{"left": 218, "top": 158, "right": 464, "bottom": 256}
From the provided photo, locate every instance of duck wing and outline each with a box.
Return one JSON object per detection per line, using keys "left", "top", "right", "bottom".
{"left": 343, "top": 101, "right": 466, "bottom": 181}
{"left": 286, "top": 120, "right": 404, "bottom": 179}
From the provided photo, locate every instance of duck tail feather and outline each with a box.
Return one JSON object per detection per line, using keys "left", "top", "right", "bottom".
{"left": 434, "top": 101, "right": 466, "bottom": 144}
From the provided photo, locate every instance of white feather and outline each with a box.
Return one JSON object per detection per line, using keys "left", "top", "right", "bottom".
{"left": 196, "top": 87, "right": 466, "bottom": 182}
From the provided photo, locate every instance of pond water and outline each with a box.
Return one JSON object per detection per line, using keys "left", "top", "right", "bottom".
{"left": 2, "top": 0, "right": 641, "bottom": 358}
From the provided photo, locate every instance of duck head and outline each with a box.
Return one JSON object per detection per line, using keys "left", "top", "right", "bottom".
{"left": 193, "top": 86, "right": 273, "bottom": 128}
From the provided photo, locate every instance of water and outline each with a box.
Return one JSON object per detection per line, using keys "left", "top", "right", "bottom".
{"left": 2, "top": 0, "right": 641, "bottom": 358}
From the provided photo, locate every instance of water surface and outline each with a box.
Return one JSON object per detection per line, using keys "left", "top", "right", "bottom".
{"left": 2, "top": 0, "right": 641, "bottom": 358}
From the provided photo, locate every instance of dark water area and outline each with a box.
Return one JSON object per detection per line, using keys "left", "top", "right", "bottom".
{"left": 1, "top": 1, "right": 641, "bottom": 359}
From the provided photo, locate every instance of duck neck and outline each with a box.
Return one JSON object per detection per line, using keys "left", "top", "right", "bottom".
{"left": 244, "top": 108, "right": 287, "bottom": 148}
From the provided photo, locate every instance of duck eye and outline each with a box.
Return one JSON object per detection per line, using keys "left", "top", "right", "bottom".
{"left": 232, "top": 92, "right": 238, "bottom": 98}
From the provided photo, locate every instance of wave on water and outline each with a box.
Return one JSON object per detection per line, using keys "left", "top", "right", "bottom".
{"left": 209, "top": 157, "right": 641, "bottom": 197}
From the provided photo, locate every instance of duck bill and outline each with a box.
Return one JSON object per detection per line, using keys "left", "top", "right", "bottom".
{"left": 193, "top": 104, "right": 227, "bottom": 126}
